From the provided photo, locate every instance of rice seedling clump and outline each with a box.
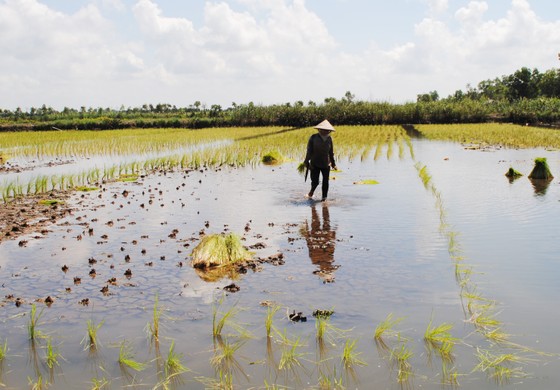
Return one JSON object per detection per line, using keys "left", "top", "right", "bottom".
{"left": 528, "top": 157, "right": 553, "bottom": 180}
{"left": 261, "top": 150, "right": 283, "bottom": 165}
{"left": 504, "top": 167, "right": 523, "bottom": 178}
{"left": 191, "top": 233, "right": 253, "bottom": 269}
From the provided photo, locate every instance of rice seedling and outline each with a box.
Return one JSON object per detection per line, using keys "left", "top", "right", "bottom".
{"left": 118, "top": 341, "right": 146, "bottom": 372}
{"left": 28, "top": 375, "right": 45, "bottom": 390}
{"left": 263, "top": 380, "right": 285, "bottom": 389}
{"left": 211, "top": 295, "right": 247, "bottom": 338}
{"left": 470, "top": 312, "right": 502, "bottom": 331}
{"left": 148, "top": 293, "right": 162, "bottom": 342}
{"left": 473, "top": 348, "right": 528, "bottom": 383}
{"left": 441, "top": 360, "right": 461, "bottom": 387}
{"left": 314, "top": 312, "right": 346, "bottom": 351}
{"left": 0, "top": 338, "right": 7, "bottom": 382}
{"left": 118, "top": 173, "right": 138, "bottom": 182}
{"left": 277, "top": 330, "right": 306, "bottom": 372}
{"left": 415, "top": 163, "right": 432, "bottom": 189}
{"left": 390, "top": 343, "right": 414, "bottom": 383}
{"left": 28, "top": 304, "right": 44, "bottom": 340}
{"left": 315, "top": 315, "right": 328, "bottom": 343}
{"left": 455, "top": 262, "right": 472, "bottom": 285}
{"left": 195, "top": 371, "right": 234, "bottom": 390}
{"left": 374, "top": 313, "right": 404, "bottom": 340}
{"left": 44, "top": 337, "right": 62, "bottom": 369}
{"left": 424, "top": 318, "right": 456, "bottom": 346}
{"left": 76, "top": 186, "right": 98, "bottom": 192}
{"left": 341, "top": 339, "right": 367, "bottom": 369}
{"left": 528, "top": 157, "right": 554, "bottom": 180}
{"left": 505, "top": 167, "right": 523, "bottom": 179}
{"left": 0, "top": 339, "right": 6, "bottom": 361}
{"left": 484, "top": 327, "right": 511, "bottom": 344}
{"left": 265, "top": 304, "right": 280, "bottom": 338}
{"left": 164, "top": 341, "right": 188, "bottom": 382}
{"left": 278, "top": 339, "right": 305, "bottom": 372}
{"left": 83, "top": 319, "right": 104, "bottom": 350}
{"left": 386, "top": 139, "right": 394, "bottom": 160}
{"left": 192, "top": 233, "right": 253, "bottom": 269}
{"left": 317, "top": 367, "right": 345, "bottom": 390}
{"left": 211, "top": 337, "right": 246, "bottom": 375}
{"left": 90, "top": 376, "right": 110, "bottom": 390}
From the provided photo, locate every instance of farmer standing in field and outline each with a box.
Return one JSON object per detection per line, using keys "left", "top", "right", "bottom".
{"left": 303, "top": 119, "right": 337, "bottom": 201}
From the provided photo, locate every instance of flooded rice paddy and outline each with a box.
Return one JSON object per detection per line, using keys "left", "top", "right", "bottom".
{"left": 1, "top": 128, "right": 560, "bottom": 389}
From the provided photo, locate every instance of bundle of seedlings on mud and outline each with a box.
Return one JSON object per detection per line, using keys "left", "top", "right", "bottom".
{"left": 261, "top": 150, "right": 283, "bottom": 165}
{"left": 191, "top": 233, "right": 253, "bottom": 269}
{"left": 528, "top": 157, "right": 554, "bottom": 180}
{"left": 505, "top": 167, "right": 523, "bottom": 179}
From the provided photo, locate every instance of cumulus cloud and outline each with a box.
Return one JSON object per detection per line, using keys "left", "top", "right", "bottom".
{"left": 0, "top": 0, "right": 144, "bottom": 107}
{"left": 0, "top": 0, "right": 559, "bottom": 108}
{"left": 423, "top": 0, "right": 448, "bottom": 15}
{"left": 455, "top": 1, "right": 488, "bottom": 26}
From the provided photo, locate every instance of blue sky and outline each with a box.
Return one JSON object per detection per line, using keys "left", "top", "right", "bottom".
{"left": 1, "top": 0, "right": 559, "bottom": 110}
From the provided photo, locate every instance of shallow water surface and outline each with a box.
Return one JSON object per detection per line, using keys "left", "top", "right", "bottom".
{"left": 1, "top": 139, "right": 559, "bottom": 389}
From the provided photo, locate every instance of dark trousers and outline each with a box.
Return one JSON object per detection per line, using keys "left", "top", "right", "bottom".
{"left": 309, "top": 166, "right": 330, "bottom": 199}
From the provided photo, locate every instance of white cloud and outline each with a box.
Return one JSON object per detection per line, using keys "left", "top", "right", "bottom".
{"left": 100, "top": 0, "right": 125, "bottom": 11}
{"left": 0, "top": 0, "right": 145, "bottom": 108}
{"left": 0, "top": 0, "right": 559, "bottom": 108}
{"left": 455, "top": 1, "right": 488, "bottom": 26}
{"left": 423, "top": 0, "right": 448, "bottom": 15}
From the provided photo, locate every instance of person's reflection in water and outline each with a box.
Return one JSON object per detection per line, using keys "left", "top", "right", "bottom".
{"left": 302, "top": 203, "right": 339, "bottom": 283}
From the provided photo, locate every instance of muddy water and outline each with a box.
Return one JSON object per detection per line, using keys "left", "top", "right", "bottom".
{"left": 1, "top": 139, "right": 559, "bottom": 389}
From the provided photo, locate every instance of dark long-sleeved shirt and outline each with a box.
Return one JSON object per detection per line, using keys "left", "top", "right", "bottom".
{"left": 305, "top": 133, "right": 335, "bottom": 169}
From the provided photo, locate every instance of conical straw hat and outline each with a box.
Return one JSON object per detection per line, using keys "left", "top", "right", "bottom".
{"left": 314, "top": 119, "right": 335, "bottom": 131}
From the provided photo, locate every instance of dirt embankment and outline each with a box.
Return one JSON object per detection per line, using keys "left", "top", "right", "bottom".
{"left": 0, "top": 192, "right": 74, "bottom": 243}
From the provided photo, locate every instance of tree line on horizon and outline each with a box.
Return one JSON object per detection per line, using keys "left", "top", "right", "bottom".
{"left": 1, "top": 67, "right": 559, "bottom": 131}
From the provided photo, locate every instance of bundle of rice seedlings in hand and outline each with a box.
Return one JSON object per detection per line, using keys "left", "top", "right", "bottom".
{"left": 191, "top": 233, "right": 252, "bottom": 269}
{"left": 297, "top": 162, "right": 306, "bottom": 175}
{"left": 528, "top": 157, "right": 554, "bottom": 180}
